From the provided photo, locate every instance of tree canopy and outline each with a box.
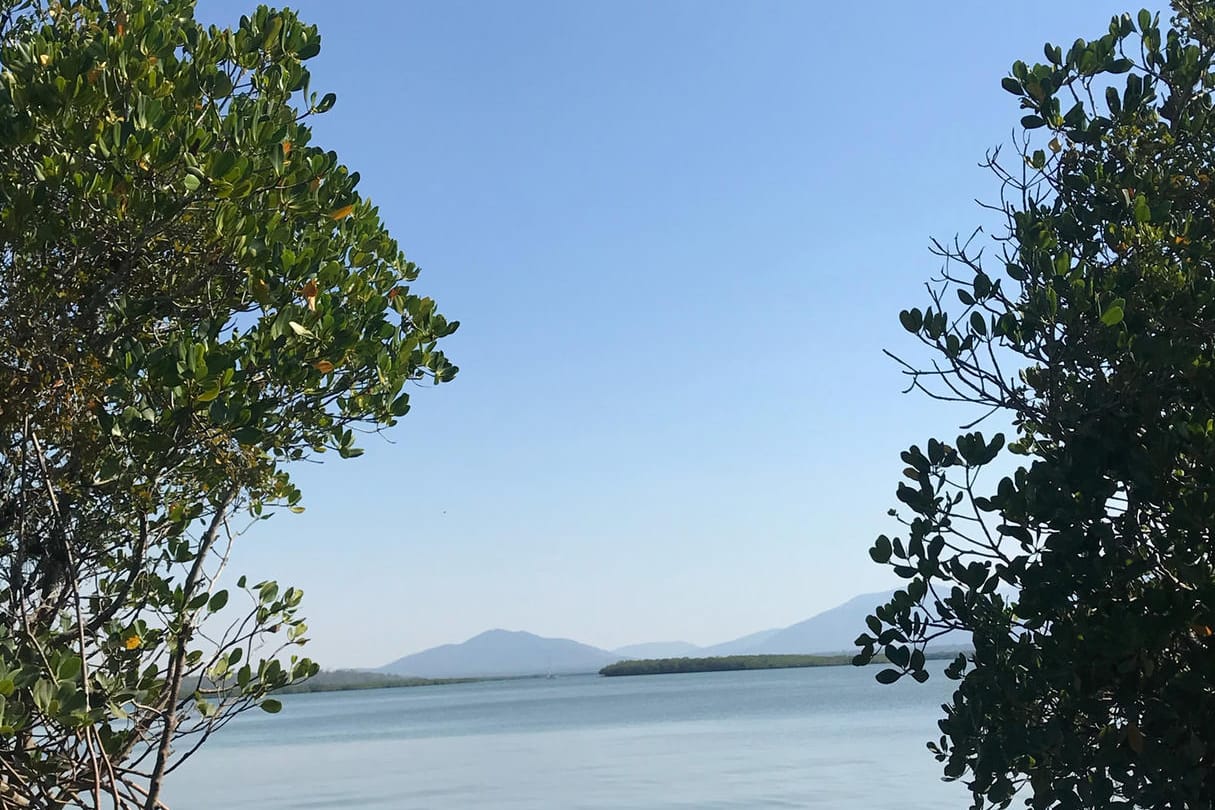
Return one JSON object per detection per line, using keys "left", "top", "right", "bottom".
{"left": 0, "top": 1, "right": 456, "bottom": 807}
{"left": 857, "top": 2, "right": 1215, "bottom": 807}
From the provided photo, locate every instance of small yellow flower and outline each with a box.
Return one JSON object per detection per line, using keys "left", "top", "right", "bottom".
{"left": 124, "top": 634, "right": 141, "bottom": 650}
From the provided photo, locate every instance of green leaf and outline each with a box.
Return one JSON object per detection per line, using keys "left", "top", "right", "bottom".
{"left": 887, "top": 645, "right": 911, "bottom": 668}
{"left": 875, "top": 668, "right": 902, "bottom": 684}
{"left": 870, "top": 535, "right": 893, "bottom": 564}
{"left": 1001, "top": 77, "right": 1023, "bottom": 95}
{"left": 234, "top": 426, "right": 262, "bottom": 445}
{"left": 1138, "top": 8, "right": 1152, "bottom": 31}
{"left": 1021, "top": 115, "right": 1046, "bottom": 129}
{"left": 389, "top": 393, "right": 411, "bottom": 417}
{"left": 56, "top": 656, "right": 82, "bottom": 682}
{"left": 212, "top": 69, "right": 234, "bottom": 97}
{"left": 195, "top": 696, "right": 217, "bottom": 717}
{"left": 208, "top": 590, "right": 229, "bottom": 612}
{"left": 260, "top": 698, "right": 283, "bottom": 714}
{"left": 183, "top": 173, "right": 201, "bottom": 192}
{"left": 898, "top": 309, "right": 923, "bottom": 333}
{"left": 1133, "top": 193, "right": 1151, "bottom": 223}
{"left": 262, "top": 14, "right": 283, "bottom": 50}
{"left": 209, "top": 151, "right": 236, "bottom": 180}
{"left": 32, "top": 679, "right": 54, "bottom": 712}
{"left": 974, "top": 272, "right": 992, "bottom": 297}
{"left": 1101, "top": 304, "right": 1125, "bottom": 326}
{"left": 258, "top": 581, "right": 279, "bottom": 603}
{"left": 288, "top": 321, "right": 314, "bottom": 337}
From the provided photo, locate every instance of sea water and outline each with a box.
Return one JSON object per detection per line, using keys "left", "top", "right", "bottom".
{"left": 169, "top": 665, "right": 967, "bottom": 808}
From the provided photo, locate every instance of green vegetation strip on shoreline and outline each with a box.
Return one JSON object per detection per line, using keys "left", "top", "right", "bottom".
{"left": 274, "top": 670, "right": 482, "bottom": 694}
{"left": 599, "top": 654, "right": 853, "bottom": 677}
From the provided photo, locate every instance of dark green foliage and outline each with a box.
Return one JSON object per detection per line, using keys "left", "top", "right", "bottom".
{"left": 858, "top": 2, "right": 1215, "bottom": 808}
{"left": 272, "top": 670, "right": 480, "bottom": 694}
{"left": 0, "top": 1, "right": 455, "bottom": 807}
{"left": 600, "top": 654, "right": 853, "bottom": 677}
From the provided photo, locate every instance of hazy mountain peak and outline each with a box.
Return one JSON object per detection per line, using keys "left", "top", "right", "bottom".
{"left": 377, "top": 590, "right": 933, "bottom": 678}
{"left": 380, "top": 629, "right": 620, "bottom": 678}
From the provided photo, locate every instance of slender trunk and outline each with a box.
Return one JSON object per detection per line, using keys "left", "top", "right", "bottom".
{"left": 142, "top": 491, "right": 234, "bottom": 810}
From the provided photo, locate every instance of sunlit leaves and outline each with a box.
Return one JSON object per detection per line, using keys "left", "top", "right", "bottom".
{"left": 1100, "top": 301, "right": 1125, "bottom": 326}
{"left": 0, "top": 0, "right": 455, "bottom": 803}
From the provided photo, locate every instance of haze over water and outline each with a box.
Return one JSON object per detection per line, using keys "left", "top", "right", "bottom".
{"left": 171, "top": 665, "right": 967, "bottom": 808}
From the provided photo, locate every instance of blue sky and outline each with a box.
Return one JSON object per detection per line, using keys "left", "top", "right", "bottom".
{"left": 197, "top": 0, "right": 1169, "bottom": 667}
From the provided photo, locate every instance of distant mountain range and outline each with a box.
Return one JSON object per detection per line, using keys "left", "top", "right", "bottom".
{"left": 379, "top": 591, "right": 916, "bottom": 679}
{"left": 700, "top": 628, "right": 783, "bottom": 657}
{"left": 731, "top": 592, "right": 897, "bottom": 655}
{"left": 380, "top": 629, "right": 620, "bottom": 678}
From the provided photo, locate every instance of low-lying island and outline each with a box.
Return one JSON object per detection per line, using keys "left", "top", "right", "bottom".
{"left": 599, "top": 653, "right": 852, "bottom": 677}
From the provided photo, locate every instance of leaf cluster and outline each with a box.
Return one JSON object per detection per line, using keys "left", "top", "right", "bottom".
{"left": 858, "top": 4, "right": 1215, "bottom": 808}
{"left": 0, "top": 1, "right": 455, "bottom": 807}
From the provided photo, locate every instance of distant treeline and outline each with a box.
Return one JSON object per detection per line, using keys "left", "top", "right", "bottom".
{"left": 274, "top": 669, "right": 480, "bottom": 694}
{"left": 599, "top": 654, "right": 853, "bottom": 677}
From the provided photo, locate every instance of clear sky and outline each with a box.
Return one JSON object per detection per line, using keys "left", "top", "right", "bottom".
{"left": 195, "top": 0, "right": 1169, "bottom": 668}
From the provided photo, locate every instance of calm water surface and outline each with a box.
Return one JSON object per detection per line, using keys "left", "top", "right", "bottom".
{"left": 169, "top": 665, "right": 967, "bottom": 808}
